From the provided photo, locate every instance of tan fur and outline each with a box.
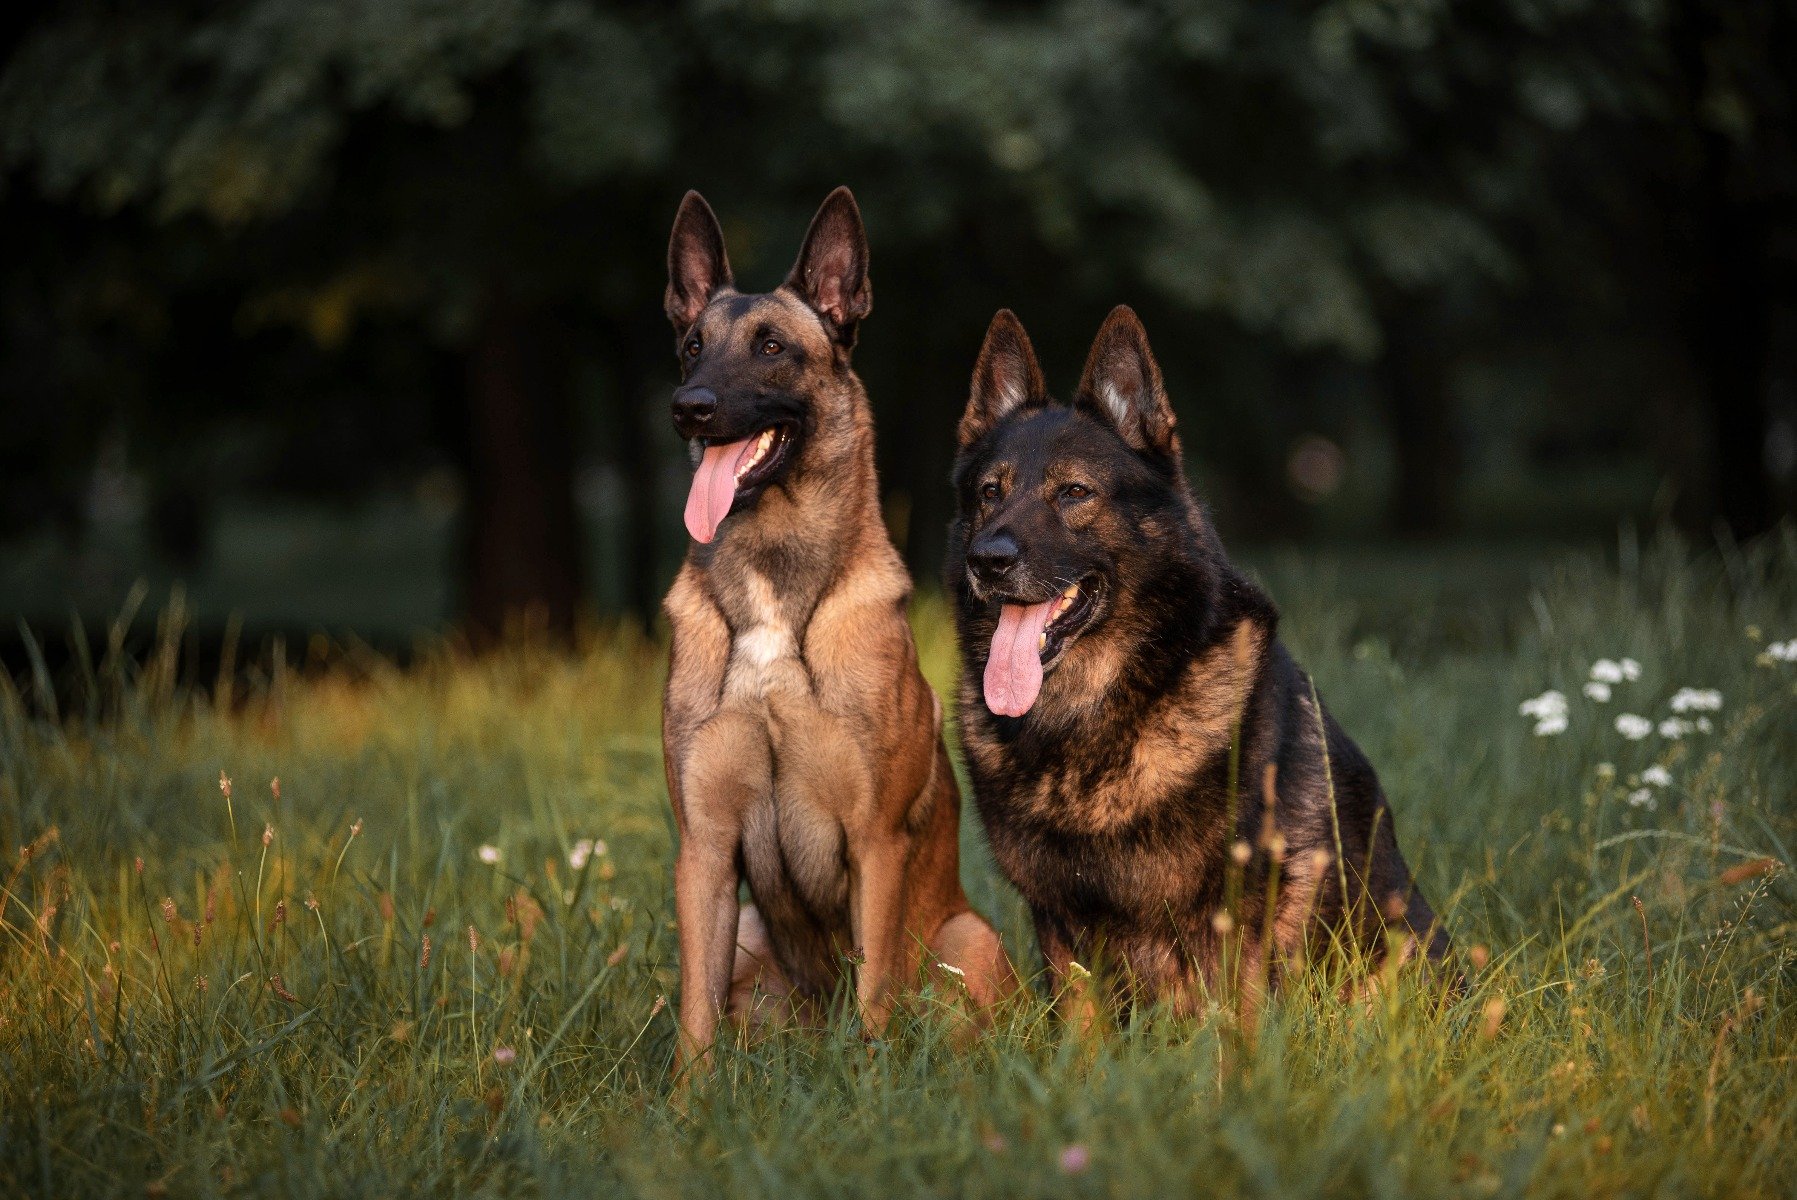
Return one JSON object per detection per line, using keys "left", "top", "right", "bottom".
{"left": 663, "top": 194, "right": 1015, "bottom": 1075}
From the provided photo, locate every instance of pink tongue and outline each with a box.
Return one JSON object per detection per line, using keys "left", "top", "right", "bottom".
{"left": 983, "top": 600, "right": 1058, "bottom": 717}
{"left": 683, "top": 437, "right": 759, "bottom": 543}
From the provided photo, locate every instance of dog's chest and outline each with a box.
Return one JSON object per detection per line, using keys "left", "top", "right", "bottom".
{"left": 976, "top": 755, "right": 1227, "bottom": 922}
{"left": 721, "top": 570, "right": 811, "bottom": 702}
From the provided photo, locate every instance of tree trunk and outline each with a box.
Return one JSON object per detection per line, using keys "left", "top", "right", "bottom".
{"left": 1672, "top": 0, "right": 1779, "bottom": 538}
{"left": 610, "top": 320, "right": 663, "bottom": 627}
{"left": 460, "top": 288, "right": 583, "bottom": 645}
{"left": 1383, "top": 318, "right": 1457, "bottom": 536}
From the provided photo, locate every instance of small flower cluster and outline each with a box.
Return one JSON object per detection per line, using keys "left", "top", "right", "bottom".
{"left": 1759, "top": 637, "right": 1797, "bottom": 665}
{"left": 1524, "top": 653, "right": 1725, "bottom": 748}
{"left": 1520, "top": 690, "right": 1570, "bottom": 737}
{"left": 568, "top": 838, "right": 608, "bottom": 870}
{"left": 477, "top": 839, "right": 611, "bottom": 868}
{"left": 1620, "top": 763, "right": 1675, "bottom": 810}
{"left": 1580, "top": 657, "right": 1641, "bottom": 703}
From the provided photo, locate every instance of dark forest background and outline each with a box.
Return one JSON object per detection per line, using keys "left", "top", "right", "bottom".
{"left": 2, "top": 0, "right": 1794, "bottom": 648}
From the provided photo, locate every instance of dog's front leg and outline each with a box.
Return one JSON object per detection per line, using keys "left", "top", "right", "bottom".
{"left": 849, "top": 832, "right": 909, "bottom": 1037}
{"left": 673, "top": 830, "right": 741, "bottom": 1075}
{"left": 1037, "top": 920, "right": 1102, "bottom": 1042}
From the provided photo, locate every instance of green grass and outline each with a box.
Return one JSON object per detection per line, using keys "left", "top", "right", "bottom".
{"left": 2, "top": 532, "right": 1794, "bottom": 1198}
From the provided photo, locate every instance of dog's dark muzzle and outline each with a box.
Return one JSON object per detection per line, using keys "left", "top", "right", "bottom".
{"left": 671, "top": 386, "right": 718, "bottom": 439}
{"left": 967, "top": 531, "right": 1021, "bottom": 588}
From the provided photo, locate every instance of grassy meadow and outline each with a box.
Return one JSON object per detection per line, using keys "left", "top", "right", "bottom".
{"left": 2, "top": 533, "right": 1794, "bottom": 1198}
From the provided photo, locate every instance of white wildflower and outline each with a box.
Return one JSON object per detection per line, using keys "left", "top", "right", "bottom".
{"left": 1695, "top": 717, "right": 1713, "bottom": 733}
{"left": 1520, "top": 690, "right": 1569, "bottom": 720}
{"left": 1669, "top": 687, "right": 1722, "bottom": 713}
{"left": 477, "top": 844, "right": 502, "bottom": 865}
{"left": 1589, "top": 660, "right": 1625, "bottom": 684}
{"left": 568, "top": 839, "right": 595, "bottom": 870}
{"left": 1594, "top": 762, "right": 1616, "bottom": 781}
{"left": 936, "top": 962, "right": 966, "bottom": 977}
{"left": 1626, "top": 788, "right": 1657, "bottom": 810}
{"left": 1640, "top": 765, "right": 1673, "bottom": 788}
{"left": 1533, "top": 714, "right": 1568, "bottom": 737}
{"left": 1620, "top": 658, "right": 1641, "bottom": 680}
{"left": 593, "top": 840, "right": 608, "bottom": 857}
{"left": 1658, "top": 718, "right": 1691, "bottom": 739}
{"left": 1582, "top": 681, "right": 1612, "bottom": 703}
{"left": 1765, "top": 639, "right": 1797, "bottom": 663}
{"left": 1615, "top": 714, "right": 1653, "bottom": 741}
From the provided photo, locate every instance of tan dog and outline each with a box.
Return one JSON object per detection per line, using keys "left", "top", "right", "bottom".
{"left": 660, "top": 188, "right": 1015, "bottom": 1071}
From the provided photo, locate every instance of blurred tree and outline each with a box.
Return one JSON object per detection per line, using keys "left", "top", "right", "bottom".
{"left": 1, "top": 0, "right": 1789, "bottom": 636}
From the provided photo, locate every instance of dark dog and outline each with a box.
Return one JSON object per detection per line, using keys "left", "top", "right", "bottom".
{"left": 946, "top": 306, "right": 1449, "bottom": 1016}
{"left": 661, "top": 188, "right": 1014, "bottom": 1071}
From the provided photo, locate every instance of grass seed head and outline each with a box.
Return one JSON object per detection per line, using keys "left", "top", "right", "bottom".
{"left": 1719, "top": 857, "right": 1779, "bottom": 886}
{"left": 1480, "top": 996, "right": 1507, "bottom": 1039}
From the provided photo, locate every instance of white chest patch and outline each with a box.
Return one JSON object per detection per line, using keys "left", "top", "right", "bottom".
{"left": 727, "top": 571, "right": 803, "bottom": 696}
{"left": 736, "top": 623, "right": 798, "bottom": 668}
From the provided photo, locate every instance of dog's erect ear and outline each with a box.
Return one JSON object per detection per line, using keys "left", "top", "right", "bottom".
{"left": 959, "top": 309, "right": 1047, "bottom": 447}
{"left": 1075, "top": 305, "right": 1179, "bottom": 458}
{"left": 784, "top": 186, "right": 872, "bottom": 346}
{"left": 665, "top": 191, "right": 733, "bottom": 332}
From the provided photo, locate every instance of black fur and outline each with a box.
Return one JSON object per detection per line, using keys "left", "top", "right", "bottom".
{"left": 947, "top": 307, "right": 1449, "bottom": 1010}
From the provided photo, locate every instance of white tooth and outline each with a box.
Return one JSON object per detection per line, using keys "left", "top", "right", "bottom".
{"left": 1038, "top": 632, "right": 1047, "bottom": 650}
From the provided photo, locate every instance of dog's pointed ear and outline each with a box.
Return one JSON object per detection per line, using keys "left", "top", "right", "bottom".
{"left": 784, "top": 186, "right": 871, "bottom": 346}
{"left": 959, "top": 309, "right": 1047, "bottom": 447}
{"left": 665, "top": 191, "right": 732, "bottom": 332}
{"left": 1075, "top": 305, "right": 1179, "bottom": 458}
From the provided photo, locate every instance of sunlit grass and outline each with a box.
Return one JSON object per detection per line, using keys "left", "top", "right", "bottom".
{"left": 2, "top": 532, "right": 1793, "bottom": 1198}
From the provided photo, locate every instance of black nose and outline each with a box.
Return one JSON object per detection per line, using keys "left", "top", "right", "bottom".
{"left": 967, "top": 531, "right": 1020, "bottom": 583}
{"left": 671, "top": 386, "right": 717, "bottom": 436}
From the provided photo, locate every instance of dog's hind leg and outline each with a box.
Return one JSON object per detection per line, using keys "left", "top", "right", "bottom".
{"left": 927, "top": 910, "right": 1019, "bottom": 1013}
{"left": 725, "top": 905, "right": 813, "bottom": 1029}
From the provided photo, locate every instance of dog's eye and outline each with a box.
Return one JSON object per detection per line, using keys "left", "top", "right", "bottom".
{"left": 979, "top": 482, "right": 1001, "bottom": 502}
{"left": 684, "top": 336, "right": 702, "bottom": 359}
{"left": 1063, "top": 483, "right": 1092, "bottom": 500}
{"left": 760, "top": 338, "right": 783, "bottom": 356}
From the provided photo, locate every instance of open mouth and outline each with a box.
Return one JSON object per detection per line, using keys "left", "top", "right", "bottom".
{"left": 982, "top": 576, "right": 1101, "bottom": 718}
{"left": 683, "top": 424, "right": 795, "bottom": 543}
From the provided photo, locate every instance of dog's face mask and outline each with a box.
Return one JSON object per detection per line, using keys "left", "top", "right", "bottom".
{"left": 952, "top": 308, "right": 1186, "bottom": 717}
{"left": 664, "top": 189, "right": 872, "bottom": 544}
